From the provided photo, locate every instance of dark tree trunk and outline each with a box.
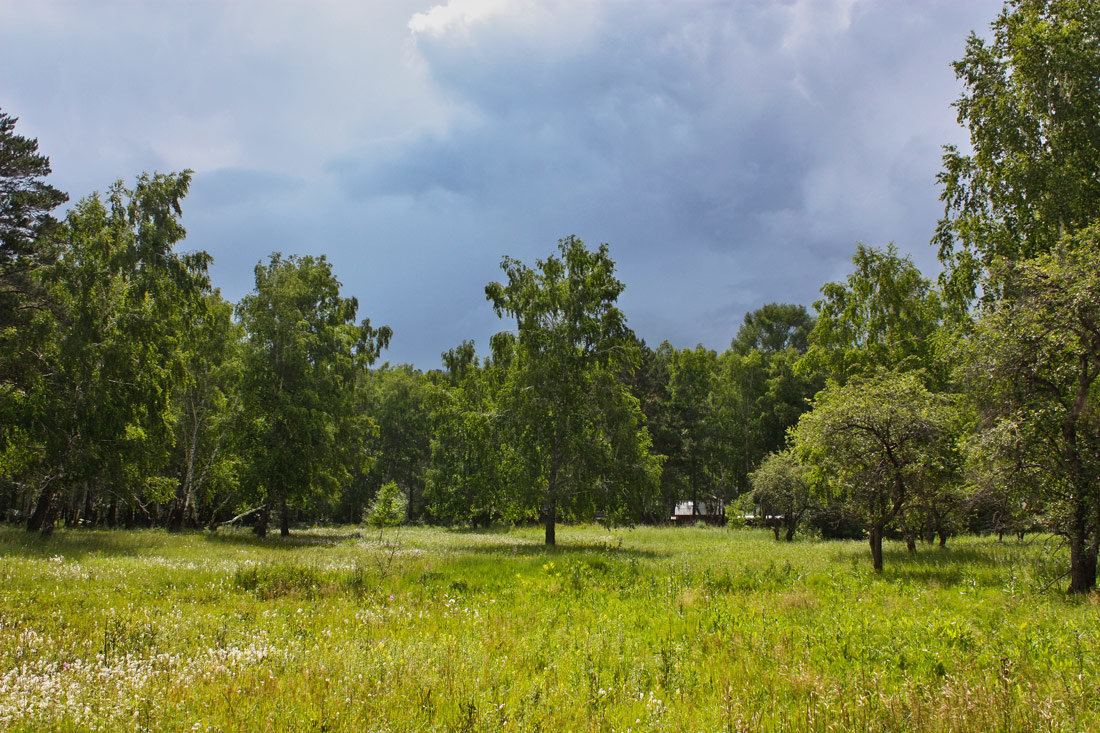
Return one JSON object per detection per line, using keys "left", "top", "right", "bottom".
{"left": 545, "top": 437, "right": 559, "bottom": 546}
{"left": 869, "top": 525, "right": 884, "bottom": 573}
{"left": 167, "top": 481, "right": 186, "bottom": 532}
{"left": 544, "top": 500, "right": 556, "bottom": 546}
{"left": 544, "top": 460, "right": 557, "bottom": 546}
{"left": 1068, "top": 540, "right": 1096, "bottom": 593}
{"left": 1066, "top": 492, "right": 1096, "bottom": 593}
{"left": 905, "top": 530, "right": 917, "bottom": 554}
{"left": 39, "top": 492, "right": 61, "bottom": 536}
{"left": 690, "top": 457, "right": 698, "bottom": 519}
{"left": 83, "top": 484, "right": 96, "bottom": 527}
{"left": 280, "top": 497, "right": 290, "bottom": 537}
{"left": 772, "top": 522, "right": 780, "bottom": 541}
{"left": 27, "top": 486, "right": 52, "bottom": 532}
{"left": 253, "top": 505, "right": 269, "bottom": 538}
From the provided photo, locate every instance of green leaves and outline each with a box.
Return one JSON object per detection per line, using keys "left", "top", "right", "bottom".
{"left": 485, "top": 236, "right": 658, "bottom": 542}
{"left": 960, "top": 224, "right": 1100, "bottom": 589}
{"left": 937, "top": 0, "right": 1100, "bottom": 305}
{"left": 789, "top": 370, "right": 959, "bottom": 568}
{"left": 237, "top": 253, "right": 390, "bottom": 533}
{"left": 799, "top": 244, "right": 945, "bottom": 385}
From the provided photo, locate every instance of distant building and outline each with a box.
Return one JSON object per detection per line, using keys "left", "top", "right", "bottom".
{"left": 670, "top": 500, "right": 726, "bottom": 525}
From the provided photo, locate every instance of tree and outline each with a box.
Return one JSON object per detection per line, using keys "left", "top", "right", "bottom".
{"left": 0, "top": 110, "right": 68, "bottom": 486}
{"left": 715, "top": 304, "right": 823, "bottom": 497}
{"left": 750, "top": 450, "right": 815, "bottom": 541}
{"left": 425, "top": 342, "right": 518, "bottom": 526}
{"left": 730, "top": 303, "right": 814, "bottom": 356}
{"left": 22, "top": 172, "right": 210, "bottom": 533}
{"left": 625, "top": 340, "right": 681, "bottom": 520}
{"left": 166, "top": 291, "right": 243, "bottom": 530}
{"left": 237, "top": 253, "right": 390, "bottom": 537}
{"left": 485, "top": 236, "right": 660, "bottom": 544}
{"left": 960, "top": 225, "right": 1100, "bottom": 592}
{"left": 666, "top": 345, "right": 718, "bottom": 517}
{"left": 799, "top": 244, "right": 946, "bottom": 385}
{"left": 365, "top": 480, "right": 406, "bottom": 541}
{"left": 790, "top": 371, "right": 957, "bottom": 572}
{"left": 936, "top": 0, "right": 1100, "bottom": 305}
{"left": 363, "top": 364, "right": 433, "bottom": 520}
{"left": 0, "top": 108, "right": 67, "bottom": 311}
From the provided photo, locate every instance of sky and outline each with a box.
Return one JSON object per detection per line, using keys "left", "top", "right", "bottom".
{"left": 1, "top": 0, "right": 1004, "bottom": 369}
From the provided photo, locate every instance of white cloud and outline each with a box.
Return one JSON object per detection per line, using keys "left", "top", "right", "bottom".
{"left": 408, "top": 0, "right": 519, "bottom": 36}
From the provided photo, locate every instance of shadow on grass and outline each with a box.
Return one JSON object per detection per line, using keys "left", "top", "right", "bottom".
{"left": 828, "top": 537, "right": 1064, "bottom": 589}
{"left": 454, "top": 540, "right": 665, "bottom": 560}
{"left": 201, "top": 528, "right": 366, "bottom": 550}
{"left": 0, "top": 526, "right": 165, "bottom": 560}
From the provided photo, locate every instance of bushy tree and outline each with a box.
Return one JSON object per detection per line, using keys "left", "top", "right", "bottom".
{"left": 800, "top": 244, "right": 946, "bottom": 385}
{"left": 750, "top": 449, "right": 815, "bottom": 541}
{"left": 365, "top": 480, "right": 406, "bottom": 540}
{"left": 24, "top": 172, "right": 210, "bottom": 533}
{"left": 0, "top": 108, "right": 67, "bottom": 348}
{"left": 730, "top": 303, "right": 814, "bottom": 356}
{"left": 166, "top": 291, "right": 244, "bottom": 530}
{"left": 237, "top": 253, "right": 390, "bottom": 536}
{"left": 425, "top": 342, "right": 519, "bottom": 526}
{"left": 790, "top": 371, "right": 958, "bottom": 571}
{"left": 666, "top": 345, "right": 718, "bottom": 516}
{"left": 363, "top": 364, "right": 433, "bottom": 520}
{"left": 960, "top": 225, "right": 1100, "bottom": 592}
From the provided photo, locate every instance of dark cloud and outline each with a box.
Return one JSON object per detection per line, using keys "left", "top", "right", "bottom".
{"left": 1, "top": 0, "right": 1004, "bottom": 367}
{"left": 190, "top": 168, "right": 304, "bottom": 209}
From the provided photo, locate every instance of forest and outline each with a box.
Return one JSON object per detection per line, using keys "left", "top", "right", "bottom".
{"left": 2, "top": 0, "right": 1099, "bottom": 596}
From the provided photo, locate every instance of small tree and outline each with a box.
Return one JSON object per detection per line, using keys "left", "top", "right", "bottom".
{"left": 365, "top": 480, "right": 406, "bottom": 541}
{"left": 750, "top": 450, "right": 815, "bottom": 541}
{"left": 790, "top": 371, "right": 957, "bottom": 571}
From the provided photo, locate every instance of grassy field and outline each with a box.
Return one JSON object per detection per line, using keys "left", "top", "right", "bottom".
{"left": 0, "top": 524, "right": 1098, "bottom": 732}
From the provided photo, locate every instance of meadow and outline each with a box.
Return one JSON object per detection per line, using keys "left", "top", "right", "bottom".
{"left": 0, "top": 524, "right": 1098, "bottom": 732}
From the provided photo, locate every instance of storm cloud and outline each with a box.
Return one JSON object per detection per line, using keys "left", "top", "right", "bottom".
{"left": 1, "top": 0, "right": 1002, "bottom": 367}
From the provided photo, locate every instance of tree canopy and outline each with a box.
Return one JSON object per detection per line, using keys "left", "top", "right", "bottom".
{"left": 936, "top": 0, "right": 1100, "bottom": 305}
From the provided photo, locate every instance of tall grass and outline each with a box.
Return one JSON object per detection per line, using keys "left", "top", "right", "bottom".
{"left": 0, "top": 525, "right": 1096, "bottom": 731}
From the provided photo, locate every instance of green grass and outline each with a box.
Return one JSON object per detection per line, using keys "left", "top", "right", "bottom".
{"left": 0, "top": 524, "right": 1097, "bottom": 731}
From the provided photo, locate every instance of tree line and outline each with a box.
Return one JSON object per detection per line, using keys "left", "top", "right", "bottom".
{"left": 1, "top": 0, "right": 1098, "bottom": 591}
